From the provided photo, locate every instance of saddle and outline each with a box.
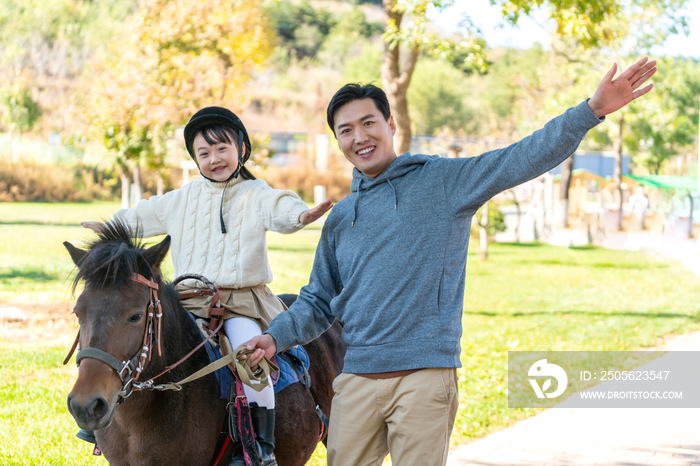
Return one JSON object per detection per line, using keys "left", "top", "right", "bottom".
{"left": 189, "top": 312, "right": 311, "bottom": 399}
{"left": 174, "top": 274, "right": 328, "bottom": 464}
{"left": 175, "top": 273, "right": 311, "bottom": 397}
{"left": 188, "top": 309, "right": 317, "bottom": 466}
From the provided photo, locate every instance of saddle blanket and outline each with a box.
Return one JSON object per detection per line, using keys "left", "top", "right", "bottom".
{"left": 271, "top": 346, "right": 311, "bottom": 393}
{"left": 187, "top": 313, "right": 310, "bottom": 399}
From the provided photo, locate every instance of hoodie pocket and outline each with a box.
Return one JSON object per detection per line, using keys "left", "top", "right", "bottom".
{"left": 435, "top": 268, "right": 445, "bottom": 313}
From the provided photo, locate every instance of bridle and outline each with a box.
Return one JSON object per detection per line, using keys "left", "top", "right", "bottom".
{"left": 64, "top": 273, "right": 230, "bottom": 402}
{"left": 64, "top": 271, "right": 323, "bottom": 444}
{"left": 63, "top": 273, "right": 163, "bottom": 402}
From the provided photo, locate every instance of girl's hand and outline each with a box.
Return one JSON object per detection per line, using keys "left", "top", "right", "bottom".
{"left": 81, "top": 221, "right": 104, "bottom": 233}
{"left": 299, "top": 199, "right": 333, "bottom": 225}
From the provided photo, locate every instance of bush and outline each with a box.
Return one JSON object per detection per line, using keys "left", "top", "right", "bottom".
{"left": 470, "top": 201, "right": 507, "bottom": 240}
{"left": 253, "top": 154, "right": 352, "bottom": 203}
{"left": 0, "top": 160, "right": 117, "bottom": 202}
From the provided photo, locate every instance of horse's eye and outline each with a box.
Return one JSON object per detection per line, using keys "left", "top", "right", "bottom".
{"left": 129, "top": 313, "right": 143, "bottom": 323}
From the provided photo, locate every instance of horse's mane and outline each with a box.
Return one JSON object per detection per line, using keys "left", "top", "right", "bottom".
{"left": 72, "top": 219, "right": 157, "bottom": 291}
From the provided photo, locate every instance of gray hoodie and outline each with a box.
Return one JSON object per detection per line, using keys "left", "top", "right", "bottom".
{"left": 266, "top": 100, "right": 603, "bottom": 374}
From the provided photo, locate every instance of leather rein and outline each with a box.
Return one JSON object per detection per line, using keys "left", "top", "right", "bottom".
{"left": 63, "top": 273, "right": 226, "bottom": 403}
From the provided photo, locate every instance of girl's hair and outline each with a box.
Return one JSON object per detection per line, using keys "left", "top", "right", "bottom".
{"left": 194, "top": 124, "right": 256, "bottom": 180}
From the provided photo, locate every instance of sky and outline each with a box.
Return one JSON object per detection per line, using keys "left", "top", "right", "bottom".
{"left": 428, "top": 0, "right": 700, "bottom": 58}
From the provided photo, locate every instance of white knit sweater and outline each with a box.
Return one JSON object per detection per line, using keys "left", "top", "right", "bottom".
{"left": 112, "top": 176, "right": 309, "bottom": 288}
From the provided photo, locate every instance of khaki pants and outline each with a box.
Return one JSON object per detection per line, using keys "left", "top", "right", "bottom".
{"left": 327, "top": 368, "right": 459, "bottom": 466}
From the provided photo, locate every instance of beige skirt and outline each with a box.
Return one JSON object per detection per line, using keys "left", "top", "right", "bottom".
{"left": 177, "top": 284, "right": 287, "bottom": 332}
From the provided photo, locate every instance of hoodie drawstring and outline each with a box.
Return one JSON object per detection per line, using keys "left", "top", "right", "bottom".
{"left": 386, "top": 179, "right": 398, "bottom": 210}
{"left": 351, "top": 179, "right": 362, "bottom": 228}
{"left": 352, "top": 179, "right": 399, "bottom": 227}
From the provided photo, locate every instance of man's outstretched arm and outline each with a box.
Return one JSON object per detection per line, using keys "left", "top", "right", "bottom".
{"left": 439, "top": 57, "right": 657, "bottom": 215}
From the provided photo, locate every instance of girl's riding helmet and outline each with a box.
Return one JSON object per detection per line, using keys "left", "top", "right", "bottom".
{"left": 183, "top": 106, "right": 252, "bottom": 180}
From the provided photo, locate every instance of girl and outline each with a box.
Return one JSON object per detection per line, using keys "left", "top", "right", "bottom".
{"left": 82, "top": 106, "right": 332, "bottom": 466}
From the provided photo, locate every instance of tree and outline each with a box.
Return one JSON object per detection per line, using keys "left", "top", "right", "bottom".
{"left": 542, "top": 52, "right": 699, "bottom": 229}
{"left": 381, "top": 0, "right": 486, "bottom": 155}
{"left": 380, "top": 0, "right": 691, "bottom": 156}
{"left": 0, "top": 0, "right": 136, "bottom": 135}
{"left": 624, "top": 57, "right": 700, "bottom": 175}
{"left": 407, "top": 57, "right": 485, "bottom": 136}
{"left": 86, "top": 0, "right": 272, "bottom": 206}
{"left": 0, "top": 0, "right": 136, "bottom": 79}
{"left": 0, "top": 71, "right": 40, "bottom": 162}
{"left": 264, "top": 0, "right": 335, "bottom": 61}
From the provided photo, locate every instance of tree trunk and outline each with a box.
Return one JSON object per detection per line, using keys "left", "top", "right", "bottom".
{"left": 612, "top": 114, "right": 625, "bottom": 231}
{"left": 510, "top": 189, "right": 521, "bottom": 242}
{"left": 386, "top": 79, "right": 412, "bottom": 155}
{"left": 479, "top": 202, "right": 489, "bottom": 261}
{"left": 381, "top": 0, "right": 420, "bottom": 156}
{"left": 697, "top": 107, "right": 700, "bottom": 194}
{"left": 688, "top": 192, "right": 694, "bottom": 239}
{"left": 156, "top": 173, "right": 164, "bottom": 196}
{"left": 556, "top": 155, "right": 574, "bottom": 228}
{"left": 7, "top": 129, "right": 13, "bottom": 163}
{"left": 120, "top": 171, "right": 130, "bottom": 209}
{"left": 132, "top": 165, "right": 143, "bottom": 203}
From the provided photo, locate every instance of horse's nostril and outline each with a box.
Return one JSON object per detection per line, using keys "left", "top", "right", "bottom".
{"left": 67, "top": 394, "right": 75, "bottom": 415}
{"left": 88, "top": 396, "right": 109, "bottom": 418}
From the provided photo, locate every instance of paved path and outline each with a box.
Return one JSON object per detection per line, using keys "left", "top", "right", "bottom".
{"left": 447, "top": 233, "right": 700, "bottom": 466}
{"left": 447, "top": 332, "right": 700, "bottom": 466}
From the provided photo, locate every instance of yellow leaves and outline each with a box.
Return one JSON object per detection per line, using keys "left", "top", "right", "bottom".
{"left": 85, "top": 0, "right": 272, "bottom": 166}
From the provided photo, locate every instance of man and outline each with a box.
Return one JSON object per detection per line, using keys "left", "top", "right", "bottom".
{"left": 243, "top": 58, "right": 657, "bottom": 465}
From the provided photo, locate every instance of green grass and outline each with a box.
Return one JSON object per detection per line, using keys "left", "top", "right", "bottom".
{"left": 453, "top": 242, "right": 700, "bottom": 443}
{"left": 2, "top": 202, "right": 700, "bottom": 464}
{"left": 0, "top": 202, "right": 122, "bottom": 226}
{"left": 0, "top": 343, "right": 109, "bottom": 465}
{"left": 0, "top": 202, "right": 122, "bottom": 303}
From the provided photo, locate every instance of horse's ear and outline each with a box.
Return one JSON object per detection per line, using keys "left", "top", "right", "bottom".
{"left": 144, "top": 235, "right": 171, "bottom": 273}
{"left": 64, "top": 241, "right": 87, "bottom": 267}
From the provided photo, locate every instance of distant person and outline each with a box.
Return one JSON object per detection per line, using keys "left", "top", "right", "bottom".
{"left": 81, "top": 106, "right": 332, "bottom": 466}
{"left": 629, "top": 186, "right": 650, "bottom": 230}
{"left": 242, "top": 58, "right": 657, "bottom": 465}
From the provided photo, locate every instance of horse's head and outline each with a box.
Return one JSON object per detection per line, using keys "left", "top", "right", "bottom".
{"left": 64, "top": 221, "right": 170, "bottom": 431}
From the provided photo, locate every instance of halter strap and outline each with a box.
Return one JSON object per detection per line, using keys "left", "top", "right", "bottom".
{"left": 63, "top": 272, "right": 162, "bottom": 401}
{"left": 130, "top": 273, "right": 159, "bottom": 291}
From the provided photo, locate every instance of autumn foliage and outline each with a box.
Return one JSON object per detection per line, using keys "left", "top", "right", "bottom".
{"left": 86, "top": 0, "right": 272, "bottom": 175}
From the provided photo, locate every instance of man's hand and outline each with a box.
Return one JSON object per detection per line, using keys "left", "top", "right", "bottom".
{"left": 81, "top": 221, "right": 104, "bottom": 233}
{"left": 587, "top": 57, "right": 657, "bottom": 119}
{"left": 299, "top": 199, "right": 333, "bottom": 225}
{"left": 237, "top": 334, "right": 278, "bottom": 370}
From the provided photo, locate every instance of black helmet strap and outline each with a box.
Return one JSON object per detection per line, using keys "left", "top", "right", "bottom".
{"left": 218, "top": 129, "right": 246, "bottom": 234}
{"left": 219, "top": 180, "right": 228, "bottom": 234}
{"left": 231, "top": 129, "right": 244, "bottom": 180}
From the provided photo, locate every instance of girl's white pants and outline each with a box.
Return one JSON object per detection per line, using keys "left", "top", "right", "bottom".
{"left": 223, "top": 317, "right": 275, "bottom": 408}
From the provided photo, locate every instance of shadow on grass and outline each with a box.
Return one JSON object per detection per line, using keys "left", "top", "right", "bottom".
{"left": 463, "top": 310, "right": 695, "bottom": 319}
{"left": 0, "top": 269, "right": 56, "bottom": 281}
{"left": 267, "top": 245, "right": 317, "bottom": 254}
{"left": 0, "top": 220, "right": 77, "bottom": 227}
{"left": 507, "top": 258, "right": 670, "bottom": 269}
{"left": 497, "top": 242, "right": 546, "bottom": 248}
{"left": 567, "top": 245, "right": 598, "bottom": 251}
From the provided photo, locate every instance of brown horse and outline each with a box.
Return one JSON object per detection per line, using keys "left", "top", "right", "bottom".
{"left": 64, "top": 222, "right": 345, "bottom": 465}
